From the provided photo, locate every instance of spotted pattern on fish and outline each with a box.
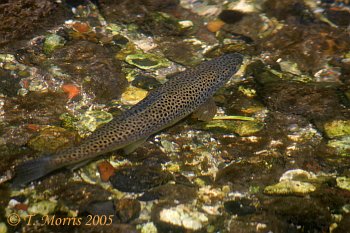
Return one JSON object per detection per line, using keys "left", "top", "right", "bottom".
{"left": 12, "top": 53, "right": 243, "bottom": 186}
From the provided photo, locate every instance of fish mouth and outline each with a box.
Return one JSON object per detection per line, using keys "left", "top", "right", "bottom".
{"left": 224, "top": 53, "right": 244, "bottom": 64}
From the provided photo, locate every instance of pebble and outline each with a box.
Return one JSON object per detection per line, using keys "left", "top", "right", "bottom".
{"left": 224, "top": 198, "right": 257, "bottom": 216}
{"left": 207, "top": 19, "right": 225, "bottom": 32}
{"left": 115, "top": 199, "right": 141, "bottom": 223}
{"left": 62, "top": 84, "right": 80, "bottom": 99}
{"left": 140, "top": 222, "right": 158, "bottom": 233}
{"left": 0, "top": 223, "right": 7, "bottom": 233}
{"left": 155, "top": 204, "right": 208, "bottom": 231}
{"left": 97, "top": 161, "right": 115, "bottom": 182}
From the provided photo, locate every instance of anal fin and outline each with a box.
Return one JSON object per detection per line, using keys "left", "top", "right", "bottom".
{"left": 192, "top": 97, "right": 218, "bottom": 122}
{"left": 123, "top": 137, "right": 148, "bottom": 155}
{"left": 66, "top": 159, "right": 92, "bottom": 171}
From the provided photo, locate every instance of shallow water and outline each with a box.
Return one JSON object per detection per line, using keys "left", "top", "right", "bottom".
{"left": 0, "top": 0, "right": 349, "bottom": 232}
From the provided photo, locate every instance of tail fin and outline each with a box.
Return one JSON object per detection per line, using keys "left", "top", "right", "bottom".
{"left": 12, "top": 156, "right": 56, "bottom": 187}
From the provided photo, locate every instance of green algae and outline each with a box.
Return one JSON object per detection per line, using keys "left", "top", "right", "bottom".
{"left": 249, "top": 185, "right": 260, "bottom": 194}
{"left": 203, "top": 120, "right": 263, "bottom": 136}
{"left": 125, "top": 53, "right": 170, "bottom": 70}
{"left": 212, "top": 116, "right": 255, "bottom": 121}
{"left": 76, "top": 110, "right": 113, "bottom": 133}
{"left": 28, "top": 126, "right": 78, "bottom": 153}
{"left": 0, "top": 54, "right": 15, "bottom": 63}
{"left": 28, "top": 79, "right": 49, "bottom": 93}
{"left": 263, "top": 169, "right": 319, "bottom": 196}
{"left": 106, "top": 23, "right": 122, "bottom": 35}
{"left": 324, "top": 120, "right": 350, "bottom": 138}
{"left": 120, "top": 86, "right": 148, "bottom": 105}
{"left": 115, "top": 42, "right": 142, "bottom": 61}
{"left": 178, "top": 20, "right": 193, "bottom": 30}
{"left": 248, "top": 60, "right": 313, "bottom": 84}
{"left": 43, "top": 34, "right": 66, "bottom": 54}
{"left": 238, "top": 85, "right": 257, "bottom": 98}
{"left": 336, "top": 177, "right": 350, "bottom": 191}
{"left": 28, "top": 200, "right": 57, "bottom": 215}
{"left": 278, "top": 60, "right": 302, "bottom": 75}
{"left": 264, "top": 180, "right": 316, "bottom": 196}
{"left": 327, "top": 136, "right": 350, "bottom": 156}
{"left": 0, "top": 223, "right": 6, "bottom": 233}
{"left": 140, "top": 222, "right": 158, "bottom": 233}
{"left": 59, "top": 113, "right": 78, "bottom": 130}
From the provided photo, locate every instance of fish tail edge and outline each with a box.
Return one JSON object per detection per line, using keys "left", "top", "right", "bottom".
{"left": 12, "top": 156, "right": 55, "bottom": 187}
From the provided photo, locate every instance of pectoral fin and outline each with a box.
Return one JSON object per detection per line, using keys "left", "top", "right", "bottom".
{"left": 192, "top": 97, "right": 217, "bottom": 122}
{"left": 123, "top": 137, "right": 148, "bottom": 155}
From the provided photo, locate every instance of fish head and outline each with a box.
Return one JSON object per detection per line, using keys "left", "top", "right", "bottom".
{"left": 215, "top": 53, "right": 244, "bottom": 77}
{"left": 201, "top": 53, "right": 244, "bottom": 87}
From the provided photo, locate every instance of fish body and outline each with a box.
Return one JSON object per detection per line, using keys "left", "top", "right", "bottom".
{"left": 12, "top": 53, "right": 243, "bottom": 186}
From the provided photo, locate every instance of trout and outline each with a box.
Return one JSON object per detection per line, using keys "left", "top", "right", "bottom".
{"left": 12, "top": 53, "right": 243, "bottom": 186}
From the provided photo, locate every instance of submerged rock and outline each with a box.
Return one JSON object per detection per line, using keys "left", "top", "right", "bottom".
{"left": 263, "top": 0, "right": 312, "bottom": 21}
{"left": 28, "top": 126, "right": 78, "bottom": 153}
{"left": 159, "top": 39, "right": 203, "bottom": 66}
{"left": 0, "top": 0, "right": 70, "bottom": 46}
{"left": 140, "top": 11, "right": 193, "bottom": 36}
{"left": 257, "top": 81, "right": 343, "bottom": 120}
{"left": 52, "top": 41, "right": 127, "bottom": 103}
{"left": 131, "top": 75, "right": 161, "bottom": 90}
{"left": 4, "top": 92, "right": 66, "bottom": 125}
{"left": 224, "top": 198, "right": 257, "bottom": 216}
{"left": 324, "top": 8, "right": 350, "bottom": 27}
{"left": 268, "top": 197, "right": 331, "bottom": 232}
{"left": 51, "top": 181, "right": 112, "bottom": 212}
{"left": 84, "top": 200, "right": 115, "bottom": 216}
{"left": 0, "top": 68, "right": 21, "bottom": 97}
{"left": 115, "top": 198, "right": 141, "bottom": 223}
{"left": 138, "top": 183, "right": 197, "bottom": 202}
{"left": 109, "top": 165, "right": 173, "bottom": 193}
{"left": 258, "top": 23, "right": 350, "bottom": 73}
{"left": 218, "top": 10, "right": 246, "bottom": 24}
{"left": 99, "top": 0, "right": 180, "bottom": 25}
